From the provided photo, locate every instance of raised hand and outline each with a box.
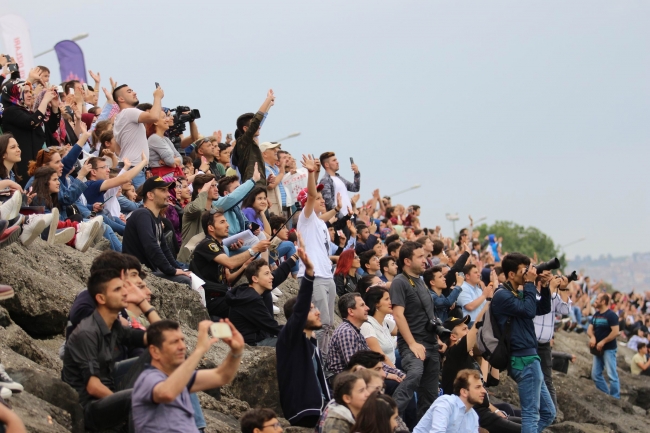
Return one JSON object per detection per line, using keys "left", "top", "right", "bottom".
{"left": 336, "top": 193, "right": 342, "bottom": 211}
{"left": 252, "top": 162, "right": 261, "bottom": 182}
{"left": 109, "top": 77, "right": 118, "bottom": 90}
{"left": 102, "top": 87, "right": 115, "bottom": 104}
{"left": 351, "top": 163, "right": 359, "bottom": 174}
{"left": 153, "top": 85, "right": 164, "bottom": 100}
{"left": 267, "top": 89, "right": 275, "bottom": 106}
{"left": 28, "top": 67, "right": 43, "bottom": 84}
{"left": 301, "top": 154, "right": 316, "bottom": 171}
{"left": 89, "top": 70, "right": 101, "bottom": 85}
{"left": 220, "top": 319, "right": 245, "bottom": 354}
{"left": 213, "top": 130, "right": 222, "bottom": 143}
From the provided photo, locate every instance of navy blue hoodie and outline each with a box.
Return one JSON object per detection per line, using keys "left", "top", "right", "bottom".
{"left": 491, "top": 282, "right": 551, "bottom": 357}
{"left": 276, "top": 275, "right": 331, "bottom": 426}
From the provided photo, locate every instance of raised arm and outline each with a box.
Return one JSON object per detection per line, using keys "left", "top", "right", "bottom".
{"left": 301, "top": 154, "right": 318, "bottom": 218}
{"left": 137, "top": 86, "right": 164, "bottom": 123}
{"left": 100, "top": 153, "right": 148, "bottom": 191}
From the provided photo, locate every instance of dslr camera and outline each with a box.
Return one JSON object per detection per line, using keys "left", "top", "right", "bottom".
{"left": 166, "top": 106, "right": 202, "bottom": 147}
{"left": 426, "top": 317, "right": 452, "bottom": 339}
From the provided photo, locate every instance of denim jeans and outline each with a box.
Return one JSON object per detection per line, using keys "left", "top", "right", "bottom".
{"left": 190, "top": 392, "right": 206, "bottom": 429}
{"left": 102, "top": 223, "right": 122, "bottom": 252}
{"left": 508, "top": 359, "right": 556, "bottom": 433}
{"left": 570, "top": 306, "right": 583, "bottom": 327}
{"left": 276, "top": 240, "right": 299, "bottom": 273}
{"left": 592, "top": 348, "right": 620, "bottom": 399}
{"left": 102, "top": 214, "right": 126, "bottom": 236}
{"left": 132, "top": 170, "right": 146, "bottom": 189}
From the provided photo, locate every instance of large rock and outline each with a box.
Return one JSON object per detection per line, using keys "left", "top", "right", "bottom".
{"left": 9, "top": 391, "right": 71, "bottom": 432}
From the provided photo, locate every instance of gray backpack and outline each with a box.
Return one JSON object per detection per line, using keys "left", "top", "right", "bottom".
{"left": 477, "top": 287, "right": 512, "bottom": 370}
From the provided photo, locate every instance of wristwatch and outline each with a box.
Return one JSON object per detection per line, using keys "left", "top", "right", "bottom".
{"left": 248, "top": 249, "right": 256, "bottom": 257}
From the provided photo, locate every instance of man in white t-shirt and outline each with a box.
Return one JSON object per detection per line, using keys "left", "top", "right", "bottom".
{"left": 296, "top": 154, "right": 341, "bottom": 358}
{"left": 318, "top": 151, "right": 360, "bottom": 218}
{"left": 113, "top": 83, "right": 165, "bottom": 187}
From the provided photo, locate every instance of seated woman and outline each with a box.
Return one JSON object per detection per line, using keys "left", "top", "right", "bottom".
{"left": 360, "top": 287, "right": 398, "bottom": 368}
{"left": 350, "top": 381, "right": 400, "bottom": 433}
{"left": 316, "top": 372, "right": 370, "bottom": 433}
{"left": 334, "top": 250, "right": 361, "bottom": 297}
{"left": 29, "top": 166, "right": 103, "bottom": 252}
{"left": 147, "top": 109, "right": 183, "bottom": 178}
{"left": 268, "top": 215, "right": 298, "bottom": 277}
{"left": 241, "top": 186, "right": 272, "bottom": 238}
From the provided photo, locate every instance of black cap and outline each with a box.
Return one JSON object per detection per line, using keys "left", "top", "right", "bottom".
{"left": 442, "top": 315, "right": 470, "bottom": 331}
{"left": 141, "top": 176, "right": 176, "bottom": 197}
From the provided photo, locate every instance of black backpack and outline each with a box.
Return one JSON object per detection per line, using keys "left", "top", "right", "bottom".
{"left": 477, "top": 287, "right": 512, "bottom": 370}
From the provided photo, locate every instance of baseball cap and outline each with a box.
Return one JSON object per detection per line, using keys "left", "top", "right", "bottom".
{"left": 296, "top": 184, "right": 324, "bottom": 208}
{"left": 442, "top": 315, "right": 470, "bottom": 331}
{"left": 142, "top": 176, "right": 176, "bottom": 197}
{"left": 259, "top": 142, "right": 281, "bottom": 153}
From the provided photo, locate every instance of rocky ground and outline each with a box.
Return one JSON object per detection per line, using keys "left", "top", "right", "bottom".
{"left": 0, "top": 240, "right": 648, "bottom": 432}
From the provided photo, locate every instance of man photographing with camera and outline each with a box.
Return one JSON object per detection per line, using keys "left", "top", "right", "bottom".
{"left": 491, "top": 253, "right": 555, "bottom": 433}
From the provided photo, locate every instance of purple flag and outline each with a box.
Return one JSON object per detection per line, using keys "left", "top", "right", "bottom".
{"left": 54, "top": 40, "right": 87, "bottom": 83}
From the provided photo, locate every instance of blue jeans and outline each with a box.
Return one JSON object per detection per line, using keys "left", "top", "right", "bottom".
{"left": 570, "top": 306, "right": 583, "bottom": 327}
{"left": 508, "top": 359, "right": 555, "bottom": 433}
{"left": 592, "top": 348, "right": 620, "bottom": 399}
{"left": 102, "top": 223, "right": 122, "bottom": 252}
{"left": 276, "top": 240, "right": 299, "bottom": 273}
{"left": 190, "top": 393, "right": 206, "bottom": 429}
{"left": 103, "top": 214, "right": 126, "bottom": 236}
{"left": 132, "top": 170, "right": 146, "bottom": 189}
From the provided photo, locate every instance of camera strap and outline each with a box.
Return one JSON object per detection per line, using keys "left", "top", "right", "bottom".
{"left": 402, "top": 272, "right": 437, "bottom": 323}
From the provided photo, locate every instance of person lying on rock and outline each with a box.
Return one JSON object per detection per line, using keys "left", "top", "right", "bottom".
{"left": 62, "top": 254, "right": 160, "bottom": 432}
{"left": 131, "top": 319, "right": 244, "bottom": 433}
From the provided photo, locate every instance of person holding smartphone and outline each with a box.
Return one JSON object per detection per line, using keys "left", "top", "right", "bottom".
{"left": 318, "top": 152, "right": 359, "bottom": 217}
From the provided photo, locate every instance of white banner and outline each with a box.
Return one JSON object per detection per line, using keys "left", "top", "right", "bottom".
{"left": 0, "top": 14, "right": 34, "bottom": 80}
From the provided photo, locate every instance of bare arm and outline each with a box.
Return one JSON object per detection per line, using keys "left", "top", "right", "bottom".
{"left": 365, "top": 337, "right": 396, "bottom": 368}
{"left": 137, "top": 87, "right": 164, "bottom": 123}
{"left": 86, "top": 376, "right": 113, "bottom": 399}
{"left": 301, "top": 155, "right": 318, "bottom": 218}
{"left": 0, "top": 402, "right": 26, "bottom": 433}
{"left": 100, "top": 155, "right": 148, "bottom": 191}
{"left": 215, "top": 241, "right": 270, "bottom": 269}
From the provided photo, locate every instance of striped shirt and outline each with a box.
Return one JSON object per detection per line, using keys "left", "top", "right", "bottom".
{"left": 534, "top": 292, "right": 571, "bottom": 344}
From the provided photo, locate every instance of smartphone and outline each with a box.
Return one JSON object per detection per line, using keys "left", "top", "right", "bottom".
{"left": 155, "top": 82, "right": 160, "bottom": 88}
{"left": 8, "top": 63, "right": 18, "bottom": 73}
{"left": 250, "top": 222, "right": 260, "bottom": 231}
{"left": 226, "top": 133, "right": 232, "bottom": 140}
{"left": 69, "top": 88, "right": 75, "bottom": 95}
{"left": 3, "top": 55, "right": 9, "bottom": 62}
{"left": 57, "top": 85, "right": 64, "bottom": 94}
{"left": 350, "top": 157, "right": 354, "bottom": 164}
{"left": 82, "top": 83, "right": 88, "bottom": 92}
{"left": 457, "top": 272, "right": 465, "bottom": 278}
{"left": 337, "top": 229, "right": 344, "bottom": 237}
{"left": 64, "top": 106, "right": 74, "bottom": 117}
{"left": 210, "top": 322, "right": 232, "bottom": 339}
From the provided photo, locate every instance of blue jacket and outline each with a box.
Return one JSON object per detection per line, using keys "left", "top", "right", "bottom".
{"left": 25, "top": 143, "right": 86, "bottom": 220}
{"left": 212, "top": 179, "right": 255, "bottom": 236}
{"left": 431, "top": 286, "right": 462, "bottom": 322}
{"left": 276, "top": 275, "right": 330, "bottom": 425}
{"left": 491, "top": 283, "right": 551, "bottom": 357}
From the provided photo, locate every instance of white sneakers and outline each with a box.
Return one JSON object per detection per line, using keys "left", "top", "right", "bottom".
{"left": 272, "top": 293, "right": 279, "bottom": 303}
{"left": 75, "top": 219, "right": 103, "bottom": 252}
{"left": 0, "top": 387, "right": 11, "bottom": 400}
{"left": 88, "top": 216, "right": 105, "bottom": 247}
{"left": 273, "top": 305, "right": 281, "bottom": 315}
{"left": 0, "top": 364, "right": 23, "bottom": 394}
{"left": 19, "top": 214, "right": 52, "bottom": 246}
{"left": 53, "top": 227, "right": 76, "bottom": 245}
{"left": 0, "top": 191, "right": 22, "bottom": 221}
{"left": 46, "top": 208, "right": 60, "bottom": 244}
{"left": 271, "top": 288, "right": 283, "bottom": 297}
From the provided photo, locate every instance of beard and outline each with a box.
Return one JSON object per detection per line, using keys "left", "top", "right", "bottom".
{"left": 305, "top": 319, "right": 322, "bottom": 331}
{"left": 468, "top": 394, "right": 485, "bottom": 406}
{"left": 131, "top": 98, "right": 140, "bottom": 107}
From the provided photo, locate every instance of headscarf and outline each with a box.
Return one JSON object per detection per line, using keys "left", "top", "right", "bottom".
{"left": 32, "top": 88, "right": 67, "bottom": 145}
{"left": 1, "top": 78, "right": 31, "bottom": 108}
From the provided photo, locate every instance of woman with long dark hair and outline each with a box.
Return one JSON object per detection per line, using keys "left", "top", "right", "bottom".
{"left": 1, "top": 79, "right": 61, "bottom": 183}
{"left": 334, "top": 249, "right": 361, "bottom": 297}
{"left": 351, "top": 393, "right": 399, "bottom": 433}
{"left": 147, "top": 109, "right": 183, "bottom": 178}
{"left": 316, "top": 372, "right": 370, "bottom": 433}
{"left": 241, "top": 186, "right": 272, "bottom": 237}
{"left": 29, "top": 166, "right": 103, "bottom": 251}
{"left": 360, "top": 286, "right": 398, "bottom": 367}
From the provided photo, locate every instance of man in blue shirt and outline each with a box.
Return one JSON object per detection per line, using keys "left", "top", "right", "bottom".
{"left": 587, "top": 292, "right": 620, "bottom": 399}
{"left": 457, "top": 264, "right": 493, "bottom": 327}
{"left": 414, "top": 369, "right": 483, "bottom": 433}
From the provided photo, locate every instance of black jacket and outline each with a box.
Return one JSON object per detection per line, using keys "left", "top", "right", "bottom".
{"left": 1, "top": 104, "right": 61, "bottom": 185}
{"left": 123, "top": 208, "right": 178, "bottom": 276}
{"left": 276, "top": 275, "right": 331, "bottom": 425}
{"left": 226, "top": 258, "right": 295, "bottom": 345}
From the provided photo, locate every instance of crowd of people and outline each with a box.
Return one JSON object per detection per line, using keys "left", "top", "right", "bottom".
{"left": 0, "top": 54, "right": 646, "bottom": 433}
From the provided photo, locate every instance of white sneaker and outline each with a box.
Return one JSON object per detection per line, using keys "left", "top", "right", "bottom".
{"left": 75, "top": 220, "right": 102, "bottom": 252}
{"left": 0, "top": 364, "right": 23, "bottom": 393}
{"left": 0, "top": 387, "right": 10, "bottom": 399}
{"left": 53, "top": 227, "right": 75, "bottom": 245}
{"left": 272, "top": 293, "right": 279, "bottom": 303}
{"left": 271, "top": 288, "right": 283, "bottom": 296}
{"left": 90, "top": 216, "right": 105, "bottom": 246}
{"left": 0, "top": 191, "right": 22, "bottom": 221}
{"left": 19, "top": 214, "right": 49, "bottom": 246}
{"left": 273, "top": 305, "right": 281, "bottom": 315}
{"left": 46, "top": 208, "right": 59, "bottom": 244}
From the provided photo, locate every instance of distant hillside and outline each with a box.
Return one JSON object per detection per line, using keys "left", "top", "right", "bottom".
{"left": 569, "top": 252, "right": 650, "bottom": 294}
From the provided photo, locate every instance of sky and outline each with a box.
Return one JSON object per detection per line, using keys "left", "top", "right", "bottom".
{"left": 2, "top": 0, "right": 649, "bottom": 259}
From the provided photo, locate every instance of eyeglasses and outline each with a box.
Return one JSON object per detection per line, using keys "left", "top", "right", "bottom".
{"left": 262, "top": 422, "right": 281, "bottom": 430}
